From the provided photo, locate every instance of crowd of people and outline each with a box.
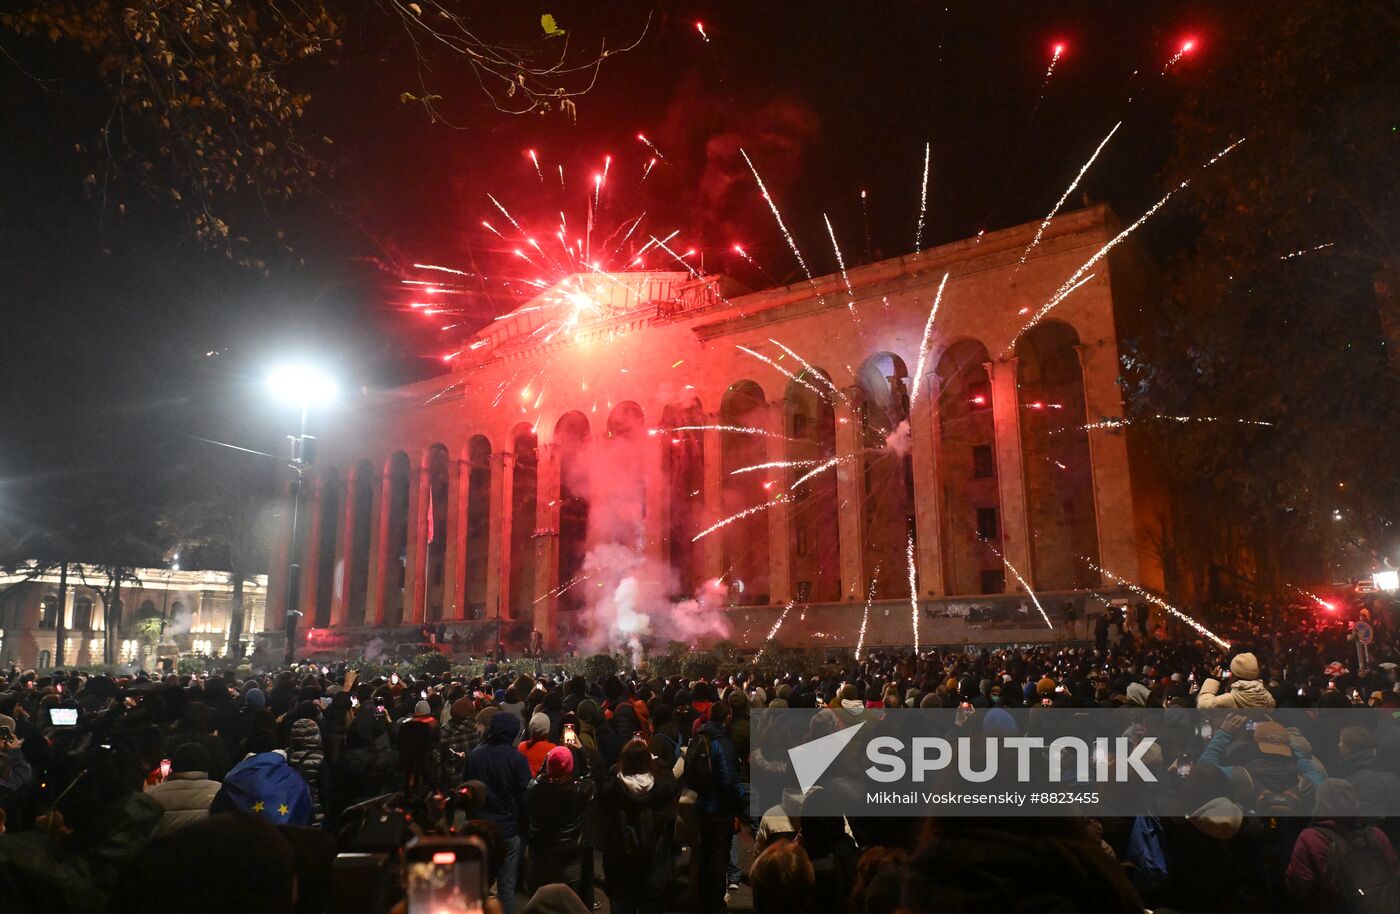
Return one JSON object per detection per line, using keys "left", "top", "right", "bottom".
{"left": 0, "top": 597, "right": 1397, "bottom": 914}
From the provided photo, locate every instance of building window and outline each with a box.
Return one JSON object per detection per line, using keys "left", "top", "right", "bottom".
{"left": 72, "top": 597, "right": 93, "bottom": 631}
{"left": 980, "top": 569, "right": 1006, "bottom": 594}
{"left": 976, "top": 507, "right": 1000, "bottom": 541}
{"left": 972, "top": 445, "right": 996, "bottom": 479}
{"left": 39, "top": 596, "right": 59, "bottom": 629}
{"left": 796, "top": 525, "right": 810, "bottom": 557}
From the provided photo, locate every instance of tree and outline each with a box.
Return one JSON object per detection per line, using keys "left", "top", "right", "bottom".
{"left": 1125, "top": 1, "right": 1400, "bottom": 595}
{"left": 1, "top": 3, "right": 649, "bottom": 265}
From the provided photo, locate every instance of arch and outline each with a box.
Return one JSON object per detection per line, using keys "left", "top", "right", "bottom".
{"left": 554, "top": 411, "right": 592, "bottom": 613}
{"left": 855, "top": 352, "right": 915, "bottom": 599}
{"left": 719, "top": 381, "right": 771, "bottom": 605}
{"left": 595, "top": 401, "right": 647, "bottom": 550}
{"left": 423, "top": 445, "right": 450, "bottom": 622}
{"left": 507, "top": 425, "right": 539, "bottom": 621}
{"left": 313, "top": 467, "right": 342, "bottom": 628}
{"left": 786, "top": 369, "right": 841, "bottom": 603}
{"left": 347, "top": 460, "right": 375, "bottom": 626}
{"left": 462, "top": 436, "right": 493, "bottom": 619}
{"left": 661, "top": 397, "right": 706, "bottom": 596}
{"left": 1015, "top": 320, "right": 1100, "bottom": 589}
{"left": 935, "top": 338, "right": 1003, "bottom": 595}
{"left": 383, "top": 451, "right": 412, "bottom": 625}
{"left": 39, "top": 594, "right": 60, "bottom": 629}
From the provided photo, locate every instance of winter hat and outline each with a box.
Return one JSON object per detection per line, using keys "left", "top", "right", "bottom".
{"left": 171, "top": 742, "right": 211, "bottom": 774}
{"left": 1313, "top": 778, "right": 1361, "bottom": 818}
{"left": 244, "top": 688, "right": 266, "bottom": 708}
{"left": 413, "top": 700, "right": 431, "bottom": 717}
{"left": 1229, "top": 653, "right": 1260, "bottom": 681}
{"left": 981, "top": 708, "right": 1018, "bottom": 738}
{"left": 1187, "top": 797, "right": 1244, "bottom": 840}
{"left": 493, "top": 689, "right": 507, "bottom": 703}
{"left": 528, "top": 712, "right": 551, "bottom": 740}
{"left": 451, "top": 698, "right": 475, "bottom": 720}
{"left": 1036, "top": 676, "right": 1056, "bottom": 696}
{"left": 837, "top": 683, "right": 859, "bottom": 703}
{"left": 1125, "top": 682, "right": 1150, "bottom": 707}
{"left": 545, "top": 745, "right": 575, "bottom": 778}
{"left": 476, "top": 706, "right": 501, "bottom": 725}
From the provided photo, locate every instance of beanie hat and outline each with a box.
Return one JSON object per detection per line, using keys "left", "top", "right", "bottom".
{"left": 545, "top": 745, "right": 575, "bottom": 778}
{"left": 451, "top": 697, "right": 475, "bottom": 720}
{"left": 1229, "top": 653, "right": 1260, "bottom": 681}
{"left": 982, "top": 708, "right": 1018, "bottom": 738}
{"left": 528, "top": 712, "right": 551, "bottom": 740}
{"left": 1036, "top": 676, "right": 1056, "bottom": 696}
{"left": 171, "top": 742, "right": 211, "bottom": 774}
{"left": 476, "top": 706, "right": 501, "bottom": 725}
{"left": 244, "top": 688, "right": 266, "bottom": 708}
{"left": 414, "top": 700, "right": 431, "bottom": 717}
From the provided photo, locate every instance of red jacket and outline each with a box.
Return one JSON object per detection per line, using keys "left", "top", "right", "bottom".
{"left": 1285, "top": 821, "right": 1398, "bottom": 912}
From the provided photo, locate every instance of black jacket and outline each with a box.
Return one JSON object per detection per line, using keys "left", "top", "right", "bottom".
{"left": 599, "top": 763, "right": 679, "bottom": 898}
{"left": 524, "top": 774, "right": 596, "bottom": 854}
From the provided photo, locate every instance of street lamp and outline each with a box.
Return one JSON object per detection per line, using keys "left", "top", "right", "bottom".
{"left": 267, "top": 363, "right": 338, "bottom": 664}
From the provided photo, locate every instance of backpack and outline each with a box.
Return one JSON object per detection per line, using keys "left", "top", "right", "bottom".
{"left": 1315, "top": 826, "right": 1400, "bottom": 914}
{"left": 1253, "top": 783, "right": 1307, "bottom": 818}
{"left": 618, "top": 801, "right": 661, "bottom": 862}
{"left": 682, "top": 732, "right": 716, "bottom": 793}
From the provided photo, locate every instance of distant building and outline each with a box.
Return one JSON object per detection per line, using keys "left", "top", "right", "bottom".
{"left": 267, "top": 205, "right": 1166, "bottom": 655}
{"left": 0, "top": 563, "right": 267, "bottom": 669}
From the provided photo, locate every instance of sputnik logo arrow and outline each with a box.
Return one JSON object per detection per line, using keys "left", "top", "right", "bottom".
{"left": 788, "top": 722, "right": 865, "bottom": 793}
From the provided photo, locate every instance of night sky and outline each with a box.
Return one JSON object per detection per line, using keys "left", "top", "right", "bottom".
{"left": 0, "top": 1, "right": 1217, "bottom": 557}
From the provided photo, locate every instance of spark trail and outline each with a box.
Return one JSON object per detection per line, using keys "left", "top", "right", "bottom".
{"left": 767, "top": 338, "right": 848, "bottom": 405}
{"left": 729, "top": 459, "right": 822, "bottom": 476}
{"left": 528, "top": 149, "right": 543, "bottom": 181}
{"left": 907, "top": 272, "right": 951, "bottom": 410}
{"left": 737, "top": 344, "right": 831, "bottom": 405}
{"left": 1004, "top": 138, "right": 1244, "bottom": 356}
{"left": 741, "top": 149, "right": 815, "bottom": 285}
{"left": 790, "top": 455, "right": 846, "bottom": 491}
{"left": 1019, "top": 121, "right": 1121, "bottom": 265}
{"left": 824, "top": 213, "right": 862, "bottom": 328}
{"left": 1081, "top": 556, "right": 1230, "bottom": 649}
{"left": 663, "top": 425, "right": 787, "bottom": 440}
{"left": 693, "top": 495, "right": 789, "bottom": 542}
{"left": 907, "top": 533, "right": 920, "bottom": 652}
{"left": 732, "top": 245, "right": 776, "bottom": 284}
{"left": 856, "top": 565, "right": 882, "bottom": 658}
{"left": 1077, "top": 415, "right": 1274, "bottom": 431}
{"left": 914, "top": 142, "right": 931, "bottom": 252}
{"left": 981, "top": 538, "right": 1053, "bottom": 629}
{"left": 754, "top": 601, "right": 794, "bottom": 664}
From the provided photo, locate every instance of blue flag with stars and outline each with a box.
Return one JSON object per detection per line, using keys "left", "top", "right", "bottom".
{"left": 212, "top": 751, "right": 313, "bottom": 826}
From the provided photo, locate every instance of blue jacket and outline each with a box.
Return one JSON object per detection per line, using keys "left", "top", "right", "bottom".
{"left": 695, "top": 720, "right": 741, "bottom": 816}
{"left": 466, "top": 712, "right": 531, "bottom": 839}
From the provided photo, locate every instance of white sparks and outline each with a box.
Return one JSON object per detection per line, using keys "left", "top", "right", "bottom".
{"left": 754, "top": 601, "right": 794, "bottom": 663}
{"left": 856, "top": 565, "right": 881, "bottom": 658}
{"left": 907, "top": 272, "right": 951, "bottom": 410}
{"left": 664, "top": 424, "right": 786, "bottom": 440}
{"left": 486, "top": 193, "right": 524, "bottom": 234}
{"left": 413, "top": 263, "right": 472, "bottom": 276}
{"left": 790, "top": 455, "right": 844, "bottom": 490}
{"left": 1019, "top": 121, "right": 1121, "bottom": 265}
{"left": 737, "top": 344, "right": 831, "bottom": 405}
{"left": 767, "top": 338, "right": 848, "bottom": 405}
{"left": 982, "top": 538, "right": 1053, "bottom": 629}
{"left": 693, "top": 496, "right": 788, "bottom": 542}
{"left": 1281, "top": 242, "right": 1334, "bottom": 261}
{"left": 741, "top": 148, "right": 815, "bottom": 285}
{"left": 1078, "top": 415, "right": 1274, "bottom": 431}
{"left": 907, "top": 533, "right": 920, "bottom": 653}
{"left": 729, "top": 459, "right": 822, "bottom": 476}
{"left": 1082, "top": 556, "right": 1230, "bottom": 649}
{"left": 824, "top": 212, "right": 861, "bottom": 327}
{"left": 914, "top": 142, "right": 931, "bottom": 252}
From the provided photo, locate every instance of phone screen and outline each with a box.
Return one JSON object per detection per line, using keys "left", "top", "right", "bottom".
{"left": 405, "top": 850, "right": 484, "bottom": 914}
{"left": 50, "top": 708, "right": 78, "bottom": 727}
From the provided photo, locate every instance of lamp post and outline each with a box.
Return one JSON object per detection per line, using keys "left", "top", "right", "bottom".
{"left": 267, "top": 364, "right": 338, "bottom": 665}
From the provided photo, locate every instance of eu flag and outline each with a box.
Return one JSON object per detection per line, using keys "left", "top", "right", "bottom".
{"left": 212, "top": 751, "right": 313, "bottom": 826}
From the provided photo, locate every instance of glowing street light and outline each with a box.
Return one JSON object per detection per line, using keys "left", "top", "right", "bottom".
{"left": 266, "top": 362, "right": 338, "bottom": 663}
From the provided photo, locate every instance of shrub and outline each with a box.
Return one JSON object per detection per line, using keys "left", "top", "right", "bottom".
{"left": 680, "top": 650, "right": 721, "bottom": 681}
{"left": 578, "top": 652, "right": 620, "bottom": 683}
{"left": 409, "top": 651, "right": 453, "bottom": 677}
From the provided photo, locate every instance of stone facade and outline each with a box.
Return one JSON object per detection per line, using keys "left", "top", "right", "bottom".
{"left": 270, "top": 205, "right": 1166, "bottom": 654}
{"left": 0, "top": 564, "right": 267, "bottom": 669}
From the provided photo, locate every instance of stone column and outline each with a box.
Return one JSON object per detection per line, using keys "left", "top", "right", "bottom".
{"left": 329, "top": 473, "right": 355, "bottom": 627}
{"left": 908, "top": 377, "right": 945, "bottom": 597}
{"left": 765, "top": 400, "right": 793, "bottom": 606}
{"left": 365, "top": 460, "right": 392, "bottom": 626}
{"left": 986, "top": 358, "right": 1035, "bottom": 590}
{"left": 644, "top": 431, "right": 669, "bottom": 565}
{"left": 484, "top": 450, "right": 514, "bottom": 627}
{"left": 444, "top": 448, "right": 468, "bottom": 621}
{"left": 533, "top": 444, "right": 561, "bottom": 648}
{"left": 1075, "top": 342, "right": 1142, "bottom": 583}
{"left": 265, "top": 478, "right": 295, "bottom": 632}
{"left": 701, "top": 422, "right": 725, "bottom": 580}
{"left": 403, "top": 457, "right": 429, "bottom": 624}
{"left": 834, "top": 388, "right": 867, "bottom": 601}
{"left": 297, "top": 473, "right": 327, "bottom": 627}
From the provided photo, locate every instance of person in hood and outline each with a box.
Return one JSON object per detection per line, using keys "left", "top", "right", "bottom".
{"left": 210, "top": 747, "right": 313, "bottom": 827}
{"left": 1335, "top": 725, "right": 1400, "bottom": 812}
{"left": 466, "top": 710, "right": 532, "bottom": 914}
{"left": 285, "top": 717, "right": 326, "bottom": 825}
{"left": 1286, "top": 778, "right": 1399, "bottom": 913}
{"left": 523, "top": 745, "right": 595, "bottom": 898}
{"left": 1196, "top": 653, "right": 1276, "bottom": 709}
{"left": 599, "top": 740, "right": 679, "bottom": 914}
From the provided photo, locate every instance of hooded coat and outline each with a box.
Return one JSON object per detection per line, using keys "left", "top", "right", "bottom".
{"left": 598, "top": 761, "right": 679, "bottom": 902}
{"left": 1196, "top": 653, "right": 1276, "bottom": 709}
{"left": 466, "top": 711, "right": 532, "bottom": 840}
